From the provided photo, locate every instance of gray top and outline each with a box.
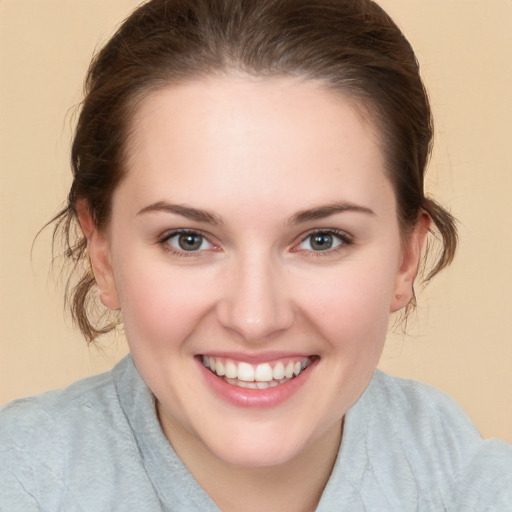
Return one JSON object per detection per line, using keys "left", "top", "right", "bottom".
{"left": 1, "top": 355, "right": 511, "bottom": 511}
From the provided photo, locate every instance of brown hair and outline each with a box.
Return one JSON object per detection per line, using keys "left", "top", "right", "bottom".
{"left": 52, "top": 0, "right": 457, "bottom": 341}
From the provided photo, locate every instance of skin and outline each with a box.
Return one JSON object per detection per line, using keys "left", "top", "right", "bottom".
{"left": 81, "top": 76, "right": 428, "bottom": 511}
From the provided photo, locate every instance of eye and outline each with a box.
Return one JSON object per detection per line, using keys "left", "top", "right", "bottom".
{"left": 296, "top": 230, "right": 351, "bottom": 252}
{"left": 161, "top": 230, "right": 214, "bottom": 253}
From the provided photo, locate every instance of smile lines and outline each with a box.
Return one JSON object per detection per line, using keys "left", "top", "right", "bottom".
{"left": 202, "top": 356, "right": 312, "bottom": 389}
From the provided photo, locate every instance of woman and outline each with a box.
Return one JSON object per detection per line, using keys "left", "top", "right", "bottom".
{"left": 1, "top": 0, "right": 511, "bottom": 510}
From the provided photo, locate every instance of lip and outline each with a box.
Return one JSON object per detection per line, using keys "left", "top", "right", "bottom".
{"left": 196, "top": 354, "right": 318, "bottom": 408}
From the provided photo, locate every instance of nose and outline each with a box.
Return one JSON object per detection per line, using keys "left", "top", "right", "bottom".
{"left": 216, "top": 252, "right": 295, "bottom": 343}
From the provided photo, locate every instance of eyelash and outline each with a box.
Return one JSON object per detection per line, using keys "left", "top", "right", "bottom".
{"left": 158, "top": 229, "right": 217, "bottom": 257}
{"left": 158, "top": 228, "right": 353, "bottom": 257}
{"left": 293, "top": 229, "right": 353, "bottom": 256}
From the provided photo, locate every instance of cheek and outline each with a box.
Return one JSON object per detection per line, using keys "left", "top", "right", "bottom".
{"left": 294, "top": 255, "right": 398, "bottom": 350}
{"left": 113, "top": 257, "right": 217, "bottom": 351}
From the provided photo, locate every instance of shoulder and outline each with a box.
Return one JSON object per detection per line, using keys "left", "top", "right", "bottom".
{"left": 452, "top": 438, "right": 512, "bottom": 509}
{"left": 354, "top": 371, "right": 512, "bottom": 508}
{"left": 368, "top": 370, "right": 482, "bottom": 444}
{"left": 0, "top": 361, "right": 121, "bottom": 467}
{"left": 0, "top": 359, "right": 124, "bottom": 449}
{"left": 0, "top": 356, "right": 146, "bottom": 510}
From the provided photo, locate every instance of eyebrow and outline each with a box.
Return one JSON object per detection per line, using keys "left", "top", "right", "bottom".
{"left": 288, "top": 201, "right": 375, "bottom": 225}
{"left": 137, "top": 201, "right": 224, "bottom": 226}
{"left": 137, "top": 200, "right": 374, "bottom": 226}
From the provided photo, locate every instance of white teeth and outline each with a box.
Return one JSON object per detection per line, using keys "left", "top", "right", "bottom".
{"left": 215, "top": 360, "right": 226, "bottom": 376}
{"left": 235, "top": 380, "right": 258, "bottom": 389}
{"left": 203, "top": 356, "right": 313, "bottom": 386}
{"left": 273, "top": 362, "right": 285, "bottom": 380}
{"left": 225, "top": 361, "right": 237, "bottom": 379}
{"left": 221, "top": 375, "right": 292, "bottom": 390}
{"left": 238, "top": 362, "right": 255, "bottom": 382}
{"left": 255, "top": 363, "right": 273, "bottom": 382}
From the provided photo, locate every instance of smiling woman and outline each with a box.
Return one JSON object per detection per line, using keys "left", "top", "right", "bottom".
{"left": 86, "top": 78, "right": 415, "bottom": 473}
{"left": 1, "top": 0, "right": 512, "bottom": 511}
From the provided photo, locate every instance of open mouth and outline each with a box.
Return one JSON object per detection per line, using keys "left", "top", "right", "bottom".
{"left": 201, "top": 355, "right": 316, "bottom": 389}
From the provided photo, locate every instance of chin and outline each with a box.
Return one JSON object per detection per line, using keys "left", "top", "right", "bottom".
{"left": 195, "top": 416, "right": 328, "bottom": 469}
{"left": 208, "top": 436, "right": 306, "bottom": 468}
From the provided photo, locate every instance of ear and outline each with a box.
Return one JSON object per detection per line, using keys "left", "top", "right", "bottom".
{"left": 390, "top": 212, "right": 430, "bottom": 312}
{"left": 77, "top": 200, "right": 120, "bottom": 310}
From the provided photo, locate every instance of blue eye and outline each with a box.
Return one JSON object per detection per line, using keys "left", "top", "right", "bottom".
{"left": 298, "top": 230, "right": 348, "bottom": 252}
{"left": 163, "top": 231, "right": 212, "bottom": 252}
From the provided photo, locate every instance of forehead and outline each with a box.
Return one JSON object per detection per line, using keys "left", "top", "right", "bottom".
{"left": 120, "top": 76, "right": 393, "bottom": 216}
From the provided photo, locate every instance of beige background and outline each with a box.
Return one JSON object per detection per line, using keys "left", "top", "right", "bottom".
{"left": 1, "top": 1, "right": 511, "bottom": 442}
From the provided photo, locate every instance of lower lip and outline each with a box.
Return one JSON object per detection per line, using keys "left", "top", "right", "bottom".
{"left": 196, "top": 357, "right": 317, "bottom": 408}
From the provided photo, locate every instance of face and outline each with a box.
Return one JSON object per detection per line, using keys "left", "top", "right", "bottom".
{"left": 86, "top": 77, "right": 424, "bottom": 469}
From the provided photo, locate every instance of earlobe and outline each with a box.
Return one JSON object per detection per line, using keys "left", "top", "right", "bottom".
{"left": 77, "top": 200, "right": 120, "bottom": 311}
{"left": 390, "top": 212, "right": 430, "bottom": 313}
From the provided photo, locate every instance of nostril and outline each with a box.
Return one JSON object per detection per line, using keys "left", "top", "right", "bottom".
{"left": 217, "top": 306, "right": 294, "bottom": 342}
{"left": 215, "top": 260, "right": 295, "bottom": 341}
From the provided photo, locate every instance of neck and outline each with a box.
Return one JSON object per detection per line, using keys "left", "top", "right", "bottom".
{"left": 157, "top": 404, "right": 342, "bottom": 512}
